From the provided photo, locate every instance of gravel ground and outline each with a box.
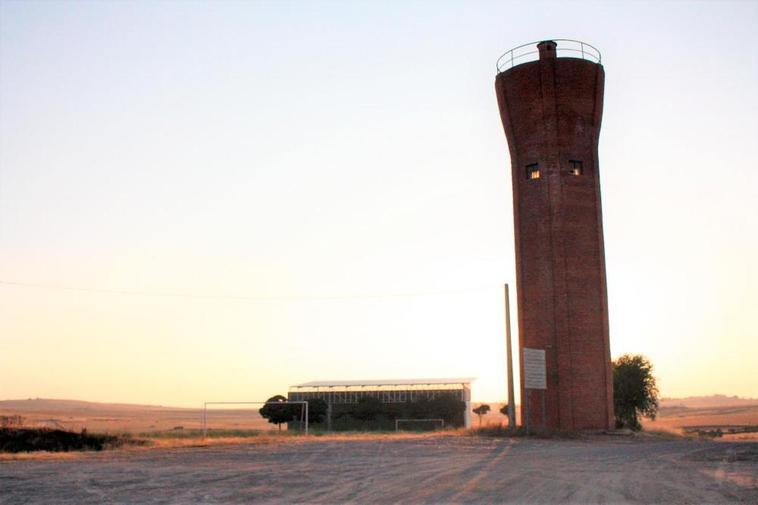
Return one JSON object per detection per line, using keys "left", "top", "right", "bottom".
{"left": 1, "top": 435, "right": 756, "bottom": 504}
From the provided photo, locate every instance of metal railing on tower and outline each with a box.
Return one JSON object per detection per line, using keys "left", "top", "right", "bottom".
{"left": 496, "top": 39, "right": 601, "bottom": 72}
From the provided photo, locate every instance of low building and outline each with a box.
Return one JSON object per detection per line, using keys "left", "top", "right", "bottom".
{"left": 288, "top": 378, "right": 474, "bottom": 430}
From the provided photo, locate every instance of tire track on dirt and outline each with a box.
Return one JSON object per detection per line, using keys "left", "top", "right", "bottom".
{"left": 3, "top": 436, "right": 755, "bottom": 503}
{"left": 445, "top": 439, "right": 516, "bottom": 503}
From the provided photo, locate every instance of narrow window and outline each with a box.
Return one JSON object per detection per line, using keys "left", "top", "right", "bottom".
{"left": 568, "top": 160, "right": 583, "bottom": 176}
{"left": 526, "top": 163, "right": 540, "bottom": 180}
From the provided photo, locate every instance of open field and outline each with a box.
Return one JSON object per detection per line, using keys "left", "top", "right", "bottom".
{"left": 642, "top": 405, "right": 758, "bottom": 439}
{"left": 641, "top": 397, "right": 758, "bottom": 440}
{"left": 1, "top": 433, "right": 756, "bottom": 504}
{"left": 473, "top": 399, "right": 758, "bottom": 439}
{"left": 3, "top": 396, "right": 757, "bottom": 438}
{"left": 0, "top": 399, "right": 274, "bottom": 434}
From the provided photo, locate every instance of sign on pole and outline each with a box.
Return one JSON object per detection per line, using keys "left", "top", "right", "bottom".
{"left": 523, "top": 348, "right": 547, "bottom": 390}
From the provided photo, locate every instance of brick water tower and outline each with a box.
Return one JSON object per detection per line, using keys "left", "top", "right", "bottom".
{"left": 495, "top": 40, "right": 614, "bottom": 430}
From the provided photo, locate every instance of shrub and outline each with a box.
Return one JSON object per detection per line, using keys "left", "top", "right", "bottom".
{"left": 0, "top": 428, "right": 125, "bottom": 453}
{"left": 613, "top": 354, "right": 659, "bottom": 430}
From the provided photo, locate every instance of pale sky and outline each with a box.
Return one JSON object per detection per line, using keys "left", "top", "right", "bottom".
{"left": 1, "top": 0, "right": 756, "bottom": 407}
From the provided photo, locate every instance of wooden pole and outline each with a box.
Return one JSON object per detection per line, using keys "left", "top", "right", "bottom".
{"left": 505, "top": 284, "right": 516, "bottom": 429}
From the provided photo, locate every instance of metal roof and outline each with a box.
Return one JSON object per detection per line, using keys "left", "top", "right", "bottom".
{"left": 290, "top": 378, "right": 475, "bottom": 388}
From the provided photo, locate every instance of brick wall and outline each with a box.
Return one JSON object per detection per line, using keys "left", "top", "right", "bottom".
{"left": 495, "top": 41, "right": 614, "bottom": 430}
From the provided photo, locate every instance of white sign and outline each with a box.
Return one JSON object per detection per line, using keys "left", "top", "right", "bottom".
{"left": 523, "top": 348, "right": 547, "bottom": 390}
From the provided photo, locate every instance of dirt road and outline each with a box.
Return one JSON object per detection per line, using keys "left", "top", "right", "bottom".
{"left": 1, "top": 435, "right": 756, "bottom": 504}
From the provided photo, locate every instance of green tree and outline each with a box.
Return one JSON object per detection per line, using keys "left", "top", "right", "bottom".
{"left": 472, "top": 404, "right": 490, "bottom": 427}
{"left": 307, "top": 398, "right": 328, "bottom": 425}
{"left": 405, "top": 394, "right": 465, "bottom": 427}
{"left": 429, "top": 394, "right": 465, "bottom": 426}
{"left": 408, "top": 398, "right": 431, "bottom": 420}
{"left": 350, "top": 396, "right": 383, "bottom": 421}
{"left": 383, "top": 402, "right": 403, "bottom": 421}
{"left": 613, "top": 354, "right": 659, "bottom": 430}
{"left": 499, "top": 404, "right": 509, "bottom": 416}
{"left": 259, "top": 395, "right": 299, "bottom": 431}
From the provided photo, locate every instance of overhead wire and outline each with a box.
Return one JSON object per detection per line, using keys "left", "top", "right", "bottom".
{"left": 0, "top": 279, "right": 504, "bottom": 302}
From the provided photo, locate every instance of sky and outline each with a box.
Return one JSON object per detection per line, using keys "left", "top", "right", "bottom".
{"left": 1, "top": 0, "right": 756, "bottom": 407}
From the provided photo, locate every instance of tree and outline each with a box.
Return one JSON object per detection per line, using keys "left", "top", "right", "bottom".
{"left": 499, "top": 404, "right": 512, "bottom": 426}
{"left": 350, "top": 396, "right": 383, "bottom": 421}
{"left": 406, "top": 394, "right": 466, "bottom": 427}
{"left": 428, "top": 394, "right": 466, "bottom": 426}
{"left": 259, "top": 395, "right": 300, "bottom": 431}
{"left": 472, "top": 404, "right": 490, "bottom": 427}
{"left": 383, "top": 402, "right": 403, "bottom": 421}
{"left": 307, "top": 398, "right": 328, "bottom": 425}
{"left": 613, "top": 354, "right": 659, "bottom": 430}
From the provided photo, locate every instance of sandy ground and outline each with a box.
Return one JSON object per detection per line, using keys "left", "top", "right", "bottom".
{"left": 1, "top": 434, "right": 756, "bottom": 504}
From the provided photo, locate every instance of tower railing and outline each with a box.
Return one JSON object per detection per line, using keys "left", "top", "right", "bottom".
{"left": 496, "top": 39, "right": 601, "bottom": 73}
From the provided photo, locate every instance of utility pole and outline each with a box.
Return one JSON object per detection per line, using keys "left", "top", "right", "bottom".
{"left": 505, "top": 283, "right": 516, "bottom": 429}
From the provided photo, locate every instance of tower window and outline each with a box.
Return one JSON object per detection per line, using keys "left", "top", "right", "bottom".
{"left": 568, "top": 160, "right": 583, "bottom": 176}
{"left": 526, "top": 163, "right": 540, "bottom": 180}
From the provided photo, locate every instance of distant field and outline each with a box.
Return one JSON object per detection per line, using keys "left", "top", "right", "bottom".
{"left": 470, "top": 399, "right": 758, "bottom": 438}
{"left": 462, "top": 403, "right": 758, "bottom": 443}
{"left": 2, "top": 396, "right": 756, "bottom": 438}
{"left": 0, "top": 399, "right": 276, "bottom": 435}
{"left": 642, "top": 405, "right": 758, "bottom": 439}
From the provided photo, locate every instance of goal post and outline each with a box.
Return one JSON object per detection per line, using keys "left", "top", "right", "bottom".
{"left": 202, "top": 401, "right": 309, "bottom": 437}
{"left": 395, "top": 418, "right": 445, "bottom": 432}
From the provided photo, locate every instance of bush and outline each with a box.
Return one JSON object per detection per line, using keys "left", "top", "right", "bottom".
{"left": 326, "top": 393, "right": 466, "bottom": 430}
{"left": 613, "top": 354, "right": 659, "bottom": 430}
{"left": 0, "top": 428, "right": 125, "bottom": 453}
{"left": 408, "top": 394, "right": 465, "bottom": 427}
{"left": 350, "top": 396, "right": 383, "bottom": 421}
{"left": 307, "top": 398, "right": 328, "bottom": 425}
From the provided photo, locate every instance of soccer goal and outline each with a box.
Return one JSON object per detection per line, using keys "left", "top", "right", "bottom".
{"left": 202, "top": 401, "right": 309, "bottom": 437}
{"left": 395, "top": 418, "right": 445, "bottom": 432}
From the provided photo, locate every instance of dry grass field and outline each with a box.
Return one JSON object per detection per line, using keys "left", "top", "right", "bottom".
{"left": 0, "top": 399, "right": 273, "bottom": 434}
{"left": 472, "top": 398, "right": 758, "bottom": 440}
{"left": 643, "top": 405, "right": 758, "bottom": 438}
{"left": 642, "top": 397, "right": 758, "bottom": 440}
{"left": 2, "top": 396, "right": 756, "bottom": 438}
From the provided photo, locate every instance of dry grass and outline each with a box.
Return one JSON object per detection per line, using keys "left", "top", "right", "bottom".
{"left": 633, "top": 428, "right": 689, "bottom": 440}
{"left": 722, "top": 432, "right": 758, "bottom": 441}
{"left": 0, "top": 403, "right": 272, "bottom": 434}
{"left": 648, "top": 404, "right": 757, "bottom": 424}
{"left": 642, "top": 404, "right": 758, "bottom": 439}
{"left": 0, "top": 451, "right": 85, "bottom": 461}
{"left": 140, "top": 435, "right": 288, "bottom": 450}
{"left": 4, "top": 399, "right": 755, "bottom": 452}
{"left": 0, "top": 430, "right": 466, "bottom": 460}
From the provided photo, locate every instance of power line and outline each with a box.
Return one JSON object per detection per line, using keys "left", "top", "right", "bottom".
{"left": 0, "top": 280, "right": 503, "bottom": 302}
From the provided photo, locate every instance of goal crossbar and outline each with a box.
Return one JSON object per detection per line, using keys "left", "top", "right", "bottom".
{"left": 395, "top": 418, "right": 445, "bottom": 432}
{"left": 202, "top": 401, "right": 309, "bottom": 437}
